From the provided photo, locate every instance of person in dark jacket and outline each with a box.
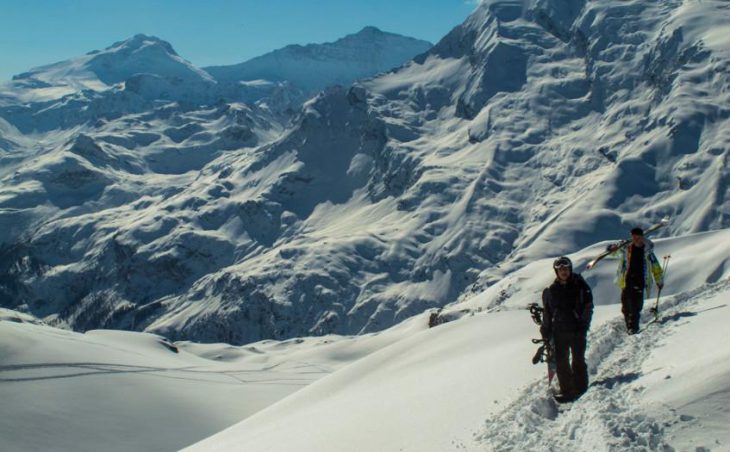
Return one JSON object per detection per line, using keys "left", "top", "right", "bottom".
{"left": 541, "top": 256, "right": 594, "bottom": 402}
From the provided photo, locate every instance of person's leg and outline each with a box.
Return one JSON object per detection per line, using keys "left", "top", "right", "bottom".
{"left": 634, "top": 288, "right": 645, "bottom": 330}
{"left": 621, "top": 288, "right": 632, "bottom": 332}
{"left": 553, "top": 331, "right": 573, "bottom": 397}
{"left": 629, "top": 287, "right": 644, "bottom": 333}
{"left": 570, "top": 332, "right": 588, "bottom": 396}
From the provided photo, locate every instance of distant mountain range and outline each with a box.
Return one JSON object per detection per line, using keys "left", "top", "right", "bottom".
{"left": 0, "top": 1, "right": 728, "bottom": 345}
{"left": 1, "top": 27, "right": 431, "bottom": 113}
{"left": 205, "top": 26, "right": 432, "bottom": 91}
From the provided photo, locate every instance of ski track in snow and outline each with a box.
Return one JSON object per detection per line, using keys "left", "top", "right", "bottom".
{"left": 0, "top": 362, "right": 323, "bottom": 385}
{"left": 474, "top": 280, "right": 730, "bottom": 451}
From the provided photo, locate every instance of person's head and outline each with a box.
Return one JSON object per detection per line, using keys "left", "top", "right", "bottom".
{"left": 553, "top": 256, "right": 572, "bottom": 282}
{"left": 630, "top": 227, "right": 644, "bottom": 247}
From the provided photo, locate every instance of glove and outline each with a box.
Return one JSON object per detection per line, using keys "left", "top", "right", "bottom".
{"left": 657, "top": 282, "right": 664, "bottom": 290}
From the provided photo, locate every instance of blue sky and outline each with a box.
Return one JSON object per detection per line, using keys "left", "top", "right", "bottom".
{"left": 0, "top": 0, "right": 477, "bottom": 81}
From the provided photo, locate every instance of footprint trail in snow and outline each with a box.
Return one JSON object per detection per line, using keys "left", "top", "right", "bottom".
{"left": 474, "top": 280, "right": 730, "bottom": 451}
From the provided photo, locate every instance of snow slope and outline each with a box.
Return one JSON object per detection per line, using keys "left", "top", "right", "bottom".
{"left": 185, "top": 229, "right": 730, "bottom": 451}
{"left": 0, "top": 307, "right": 427, "bottom": 452}
{"left": 1, "top": 318, "right": 296, "bottom": 452}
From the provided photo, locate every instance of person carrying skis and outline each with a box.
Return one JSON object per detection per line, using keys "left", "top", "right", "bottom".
{"left": 541, "top": 256, "right": 594, "bottom": 402}
{"left": 607, "top": 227, "right": 664, "bottom": 335}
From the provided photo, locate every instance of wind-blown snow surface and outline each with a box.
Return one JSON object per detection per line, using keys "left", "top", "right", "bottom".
{"left": 0, "top": 307, "right": 427, "bottom": 452}
{"left": 4, "top": 230, "right": 729, "bottom": 452}
{"left": 1, "top": 0, "right": 729, "bottom": 345}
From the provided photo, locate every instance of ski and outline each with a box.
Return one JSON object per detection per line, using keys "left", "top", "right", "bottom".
{"left": 586, "top": 216, "right": 670, "bottom": 270}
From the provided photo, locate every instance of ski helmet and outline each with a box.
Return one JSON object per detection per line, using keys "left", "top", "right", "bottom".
{"left": 553, "top": 256, "right": 572, "bottom": 273}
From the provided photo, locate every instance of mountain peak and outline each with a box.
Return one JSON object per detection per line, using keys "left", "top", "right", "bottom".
{"left": 342, "top": 26, "right": 427, "bottom": 44}
{"left": 355, "top": 26, "right": 384, "bottom": 36}
{"left": 6, "top": 33, "right": 211, "bottom": 94}
{"left": 104, "top": 34, "right": 179, "bottom": 57}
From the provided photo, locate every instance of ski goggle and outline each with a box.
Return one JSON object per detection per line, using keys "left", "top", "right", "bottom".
{"left": 553, "top": 258, "right": 571, "bottom": 270}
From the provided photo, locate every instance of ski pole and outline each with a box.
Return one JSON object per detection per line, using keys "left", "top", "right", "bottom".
{"left": 651, "top": 255, "right": 671, "bottom": 320}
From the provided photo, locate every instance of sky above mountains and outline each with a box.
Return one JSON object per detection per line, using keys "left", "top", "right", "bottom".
{"left": 0, "top": 0, "right": 475, "bottom": 81}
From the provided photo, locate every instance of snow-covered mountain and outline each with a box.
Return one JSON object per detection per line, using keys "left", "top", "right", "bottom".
{"left": 0, "top": 29, "right": 429, "bottom": 133}
{"left": 12, "top": 34, "right": 214, "bottom": 89}
{"left": 1, "top": 0, "right": 729, "bottom": 348}
{"left": 1, "top": 34, "right": 217, "bottom": 108}
{"left": 0, "top": 35, "right": 231, "bottom": 134}
{"left": 151, "top": 0, "right": 728, "bottom": 343}
{"left": 205, "top": 26, "right": 433, "bottom": 92}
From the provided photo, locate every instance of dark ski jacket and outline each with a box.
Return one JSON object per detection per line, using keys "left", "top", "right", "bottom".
{"left": 541, "top": 273, "right": 594, "bottom": 338}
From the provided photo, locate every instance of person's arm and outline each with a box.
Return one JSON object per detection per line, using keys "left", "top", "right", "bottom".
{"left": 648, "top": 252, "right": 664, "bottom": 288}
{"left": 577, "top": 275, "right": 594, "bottom": 331}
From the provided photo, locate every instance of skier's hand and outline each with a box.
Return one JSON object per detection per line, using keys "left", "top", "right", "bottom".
{"left": 606, "top": 243, "right": 619, "bottom": 252}
{"left": 657, "top": 282, "right": 664, "bottom": 290}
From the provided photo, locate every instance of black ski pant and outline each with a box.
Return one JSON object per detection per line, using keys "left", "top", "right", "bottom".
{"left": 553, "top": 329, "right": 588, "bottom": 397}
{"left": 621, "top": 286, "right": 644, "bottom": 333}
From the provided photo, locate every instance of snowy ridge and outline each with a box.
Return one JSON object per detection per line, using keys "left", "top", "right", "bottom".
{"left": 0, "top": 316, "right": 329, "bottom": 452}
